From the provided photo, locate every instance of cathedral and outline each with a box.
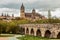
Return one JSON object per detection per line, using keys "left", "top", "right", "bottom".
{"left": 20, "top": 3, "right": 46, "bottom": 20}
{"left": 0, "top": 3, "right": 46, "bottom": 21}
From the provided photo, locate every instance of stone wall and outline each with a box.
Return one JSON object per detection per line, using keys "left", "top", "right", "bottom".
{"left": 19, "top": 23, "right": 60, "bottom": 38}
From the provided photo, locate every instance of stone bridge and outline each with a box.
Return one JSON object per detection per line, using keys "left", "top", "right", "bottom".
{"left": 19, "top": 24, "right": 60, "bottom": 38}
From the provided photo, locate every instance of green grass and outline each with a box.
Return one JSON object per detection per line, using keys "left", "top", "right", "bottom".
{"left": 17, "top": 35, "right": 50, "bottom": 40}
{"left": 17, "top": 35, "right": 60, "bottom": 40}
{"left": 0, "top": 34, "right": 14, "bottom": 37}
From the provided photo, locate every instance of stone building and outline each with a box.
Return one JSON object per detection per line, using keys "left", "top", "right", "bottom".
{"left": 20, "top": 3, "right": 46, "bottom": 20}
{"left": 0, "top": 13, "right": 14, "bottom": 20}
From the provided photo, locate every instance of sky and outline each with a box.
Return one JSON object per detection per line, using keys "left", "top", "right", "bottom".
{"left": 0, "top": 0, "right": 60, "bottom": 17}
{"left": 0, "top": 0, "right": 60, "bottom": 9}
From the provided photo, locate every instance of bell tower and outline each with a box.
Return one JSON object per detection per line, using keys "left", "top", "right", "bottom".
{"left": 32, "top": 8, "right": 36, "bottom": 18}
{"left": 32, "top": 8, "right": 35, "bottom": 14}
{"left": 20, "top": 3, "right": 25, "bottom": 18}
{"left": 48, "top": 10, "right": 51, "bottom": 19}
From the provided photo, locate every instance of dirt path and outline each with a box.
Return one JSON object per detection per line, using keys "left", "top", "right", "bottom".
{"left": 0, "top": 37, "right": 9, "bottom": 40}
{"left": 0, "top": 37, "right": 18, "bottom": 40}
{"left": 0, "top": 35, "right": 24, "bottom": 40}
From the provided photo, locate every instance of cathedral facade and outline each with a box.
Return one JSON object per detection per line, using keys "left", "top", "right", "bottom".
{"left": 20, "top": 3, "right": 46, "bottom": 20}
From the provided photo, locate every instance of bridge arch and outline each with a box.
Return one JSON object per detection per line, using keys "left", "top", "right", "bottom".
{"left": 31, "top": 28, "right": 34, "bottom": 35}
{"left": 26, "top": 28, "right": 29, "bottom": 35}
{"left": 44, "top": 30, "right": 51, "bottom": 38}
{"left": 57, "top": 32, "right": 60, "bottom": 39}
{"left": 36, "top": 29, "right": 41, "bottom": 36}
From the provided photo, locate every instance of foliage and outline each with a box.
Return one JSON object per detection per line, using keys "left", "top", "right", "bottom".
{"left": 0, "top": 20, "right": 20, "bottom": 34}
{"left": 17, "top": 35, "right": 50, "bottom": 40}
{"left": 0, "top": 18, "right": 60, "bottom": 34}
{"left": 0, "top": 34, "right": 14, "bottom": 37}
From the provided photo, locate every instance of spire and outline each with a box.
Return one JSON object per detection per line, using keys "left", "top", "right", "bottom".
{"left": 32, "top": 8, "right": 35, "bottom": 11}
{"left": 7, "top": 13, "right": 9, "bottom": 16}
{"left": 21, "top": 3, "right": 25, "bottom": 10}
{"left": 12, "top": 14, "right": 14, "bottom": 17}
{"left": 32, "top": 8, "right": 36, "bottom": 14}
{"left": 20, "top": 3, "right": 25, "bottom": 18}
{"left": 1, "top": 13, "right": 3, "bottom": 16}
{"left": 21, "top": 3, "right": 24, "bottom": 7}
{"left": 32, "top": 8, "right": 36, "bottom": 18}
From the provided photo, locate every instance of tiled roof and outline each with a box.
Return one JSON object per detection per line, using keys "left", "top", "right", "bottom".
{"left": 25, "top": 13, "right": 32, "bottom": 17}
{"left": 25, "top": 12, "right": 43, "bottom": 18}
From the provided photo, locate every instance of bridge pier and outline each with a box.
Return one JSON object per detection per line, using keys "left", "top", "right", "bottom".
{"left": 19, "top": 24, "right": 60, "bottom": 38}
{"left": 29, "top": 28, "right": 31, "bottom": 35}
{"left": 34, "top": 28, "right": 37, "bottom": 36}
{"left": 25, "top": 27, "right": 27, "bottom": 35}
{"left": 41, "top": 31, "right": 45, "bottom": 37}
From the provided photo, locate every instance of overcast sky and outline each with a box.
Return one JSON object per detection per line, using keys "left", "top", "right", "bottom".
{"left": 0, "top": 0, "right": 60, "bottom": 17}
{"left": 0, "top": 0, "right": 60, "bottom": 9}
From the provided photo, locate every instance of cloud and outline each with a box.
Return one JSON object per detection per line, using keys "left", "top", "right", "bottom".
{"left": 51, "top": 8, "right": 60, "bottom": 18}
{"left": 0, "top": 0, "right": 20, "bottom": 9}
{"left": 0, "top": 8, "right": 20, "bottom": 17}
{"left": 41, "top": 8, "right": 60, "bottom": 18}
{"left": 0, "top": 3, "right": 20, "bottom": 9}
{"left": 20, "top": 0, "right": 60, "bottom": 9}
{"left": 20, "top": 0, "right": 38, "bottom": 3}
{"left": 0, "top": 8, "right": 60, "bottom": 18}
{"left": 0, "top": 0, "right": 20, "bottom": 4}
{"left": 0, "top": 0, "right": 60, "bottom": 10}
{"left": 0, "top": 0, "right": 60, "bottom": 18}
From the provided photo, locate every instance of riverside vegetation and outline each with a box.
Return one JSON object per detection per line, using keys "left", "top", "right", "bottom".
{"left": 0, "top": 18, "right": 60, "bottom": 34}
{"left": 0, "top": 18, "right": 60, "bottom": 39}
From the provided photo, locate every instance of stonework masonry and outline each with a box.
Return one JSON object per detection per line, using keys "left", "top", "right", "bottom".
{"left": 19, "top": 23, "right": 60, "bottom": 38}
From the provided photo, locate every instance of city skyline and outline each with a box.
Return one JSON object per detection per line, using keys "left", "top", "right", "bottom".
{"left": 0, "top": 0, "right": 60, "bottom": 18}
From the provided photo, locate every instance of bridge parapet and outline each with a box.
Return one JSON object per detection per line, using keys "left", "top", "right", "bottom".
{"left": 19, "top": 24, "right": 60, "bottom": 28}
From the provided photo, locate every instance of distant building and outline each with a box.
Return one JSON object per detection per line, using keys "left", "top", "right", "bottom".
{"left": 48, "top": 10, "right": 51, "bottom": 19}
{"left": 0, "top": 3, "right": 46, "bottom": 21}
{"left": 20, "top": 3, "right": 46, "bottom": 21}
{"left": 0, "top": 13, "right": 14, "bottom": 20}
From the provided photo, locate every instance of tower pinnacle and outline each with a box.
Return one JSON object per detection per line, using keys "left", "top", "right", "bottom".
{"left": 21, "top": 3, "right": 25, "bottom": 10}
{"left": 48, "top": 10, "right": 51, "bottom": 19}
{"left": 20, "top": 3, "right": 25, "bottom": 18}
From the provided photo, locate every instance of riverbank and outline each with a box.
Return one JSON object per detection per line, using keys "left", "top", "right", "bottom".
{"left": 0, "top": 34, "right": 25, "bottom": 40}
